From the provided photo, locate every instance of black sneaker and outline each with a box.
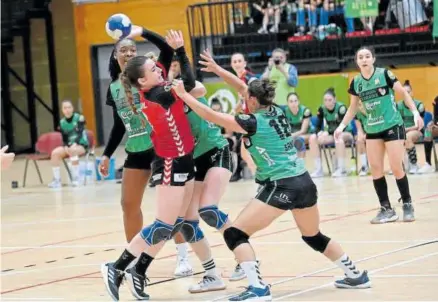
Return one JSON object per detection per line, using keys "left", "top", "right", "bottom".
{"left": 101, "top": 262, "right": 124, "bottom": 301}
{"left": 124, "top": 267, "right": 150, "bottom": 300}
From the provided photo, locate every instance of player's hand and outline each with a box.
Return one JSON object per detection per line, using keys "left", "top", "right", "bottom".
{"left": 0, "top": 145, "right": 15, "bottom": 170}
{"left": 414, "top": 114, "right": 424, "bottom": 131}
{"left": 98, "top": 156, "right": 110, "bottom": 178}
{"left": 126, "top": 25, "right": 143, "bottom": 39}
{"left": 171, "top": 79, "right": 187, "bottom": 97}
{"left": 165, "top": 30, "right": 184, "bottom": 49}
{"left": 334, "top": 127, "right": 343, "bottom": 141}
{"left": 199, "top": 49, "right": 219, "bottom": 73}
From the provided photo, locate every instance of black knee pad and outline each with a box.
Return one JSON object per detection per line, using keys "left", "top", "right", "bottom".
{"left": 224, "top": 227, "right": 249, "bottom": 251}
{"left": 302, "top": 232, "right": 331, "bottom": 253}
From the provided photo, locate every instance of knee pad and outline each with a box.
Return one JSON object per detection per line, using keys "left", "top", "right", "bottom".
{"left": 180, "top": 220, "right": 205, "bottom": 243}
{"left": 302, "top": 232, "right": 331, "bottom": 253}
{"left": 69, "top": 155, "right": 79, "bottom": 162}
{"left": 199, "top": 205, "right": 229, "bottom": 230}
{"left": 224, "top": 227, "right": 249, "bottom": 251}
{"left": 294, "top": 137, "right": 306, "bottom": 152}
{"left": 170, "top": 216, "right": 185, "bottom": 238}
{"left": 140, "top": 219, "right": 173, "bottom": 246}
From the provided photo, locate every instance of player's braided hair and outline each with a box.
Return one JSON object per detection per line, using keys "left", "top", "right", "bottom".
{"left": 120, "top": 55, "right": 148, "bottom": 127}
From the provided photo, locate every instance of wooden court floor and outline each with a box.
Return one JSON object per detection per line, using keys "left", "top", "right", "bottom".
{"left": 1, "top": 153, "right": 438, "bottom": 301}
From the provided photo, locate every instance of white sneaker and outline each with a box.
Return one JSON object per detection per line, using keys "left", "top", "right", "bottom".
{"left": 174, "top": 256, "right": 193, "bottom": 277}
{"left": 310, "top": 169, "right": 324, "bottom": 178}
{"left": 408, "top": 164, "right": 419, "bottom": 174}
{"left": 417, "top": 163, "right": 435, "bottom": 174}
{"left": 331, "top": 168, "right": 347, "bottom": 178}
{"left": 188, "top": 274, "right": 226, "bottom": 293}
{"left": 229, "top": 263, "right": 246, "bottom": 282}
{"left": 48, "top": 179, "right": 62, "bottom": 189}
{"left": 258, "top": 27, "right": 268, "bottom": 34}
{"left": 358, "top": 166, "right": 369, "bottom": 177}
{"left": 71, "top": 178, "right": 80, "bottom": 187}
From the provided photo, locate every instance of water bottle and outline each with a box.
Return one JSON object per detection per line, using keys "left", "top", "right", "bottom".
{"left": 85, "top": 160, "right": 94, "bottom": 184}
{"left": 79, "top": 161, "right": 87, "bottom": 184}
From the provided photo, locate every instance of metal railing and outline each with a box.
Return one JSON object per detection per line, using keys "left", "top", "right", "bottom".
{"left": 187, "top": 0, "right": 436, "bottom": 77}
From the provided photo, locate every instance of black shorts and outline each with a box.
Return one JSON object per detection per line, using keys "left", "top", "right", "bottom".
{"left": 124, "top": 149, "right": 155, "bottom": 170}
{"left": 194, "top": 146, "right": 233, "bottom": 181}
{"left": 366, "top": 124, "right": 406, "bottom": 142}
{"left": 150, "top": 153, "right": 195, "bottom": 186}
{"left": 255, "top": 172, "right": 317, "bottom": 211}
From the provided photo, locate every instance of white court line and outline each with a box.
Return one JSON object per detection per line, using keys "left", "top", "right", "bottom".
{"left": 274, "top": 251, "right": 438, "bottom": 301}
{"left": 1, "top": 258, "right": 236, "bottom": 277}
{"left": 1, "top": 215, "right": 120, "bottom": 228}
{"left": 1, "top": 298, "right": 64, "bottom": 301}
{"left": 0, "top": 239, "right": 433, "bottom": 250}
{"left": 212, "top": 239, "right": 438, "bottom": 301}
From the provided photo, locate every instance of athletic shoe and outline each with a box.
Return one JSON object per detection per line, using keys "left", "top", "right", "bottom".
{"left": 174, "top": 255, "right": 193, "bottom": 277}
{"left": 401, "top": 202, "right": 415, "bottom": 222}
{"left": 124, "top": 267, "right": 150, "bottom": 300}
{"left": 229, "top": 285, "right": 272, "bottom": 301}
{"left": 101, "top": 262, "right": 124, "bottom": 301}
{"left": 417, "top": 163, "right": 435, "bottom": 174}
{"left": 334, "top": 270, "right": 371, "bottom": 289}
{"left": 370, "top": 207, "right": 398, "bottom": 224}
{"left": 188, "top": 275, "right": 226, "bottom": 293}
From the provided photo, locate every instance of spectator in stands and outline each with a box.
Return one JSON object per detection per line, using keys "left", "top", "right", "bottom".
{"left": 0, "top": 145, "right": 15, "bottom": 170}
{"left": 252, "top": 0, "right": 288, "bottom": 33}
{"left": 49, "top": 100, "right": 89, "bottom": 188}
{"left": 319, "top": 0, "right": 355, "bottom": 33}
{"left": 385, "top": 0, "right": 427, "bottom": 29}
{"left": 296, "top": 0, "right": 318, "bottom": 36}
{"left": 261, "top": 48, "right": 298, "bottom": 105}
{"left": 309, "top": 87, "right": 353, "bottom": 178}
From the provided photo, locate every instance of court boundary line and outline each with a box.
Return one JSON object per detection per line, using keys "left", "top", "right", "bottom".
{"left": 273, "top": 251, "right": 438, "bottom": 300}
{"left": 1, "top": 196, "right": 436, "bottom": 294}
{"left": 212, "top": 239, "right": 438, "bottom": 301}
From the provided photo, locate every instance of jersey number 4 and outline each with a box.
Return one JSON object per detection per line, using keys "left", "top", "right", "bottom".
{"left": 269, "top": 116, "right": 291, "bottom": 140}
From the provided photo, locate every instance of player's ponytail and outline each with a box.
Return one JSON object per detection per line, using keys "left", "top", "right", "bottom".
{"left": 120, "top": 71, "right": 137, "bottom": 116}
{"left": 248, "top": 78, "right": 276, "bottom": 106}
{"left": 403, "top": 80, "right": 411, "bottom": 89}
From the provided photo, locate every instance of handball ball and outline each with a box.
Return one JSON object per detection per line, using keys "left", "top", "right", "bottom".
{"left": 105, "top": 14, "right": 132, "bottom": 40}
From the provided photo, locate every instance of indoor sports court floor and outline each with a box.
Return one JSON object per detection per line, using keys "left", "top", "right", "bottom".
{"left": 1, "top": 154, "right": 438, "bottom": 301}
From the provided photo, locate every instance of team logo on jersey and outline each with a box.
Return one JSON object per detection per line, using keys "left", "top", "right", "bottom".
{"left": 387, "top": 70, "right": 396, "bottom": 80}
{"left": 239, "top": 114, "right": 251, "bottom": 120}
{"left": 375, "top": 78, "right": 380, "bottom": 85}
{"left": 303, "top": 108, "right": 311, "bottom": 117}
{"left": 418, "top": 103, "right": 425, "bottom": 113}
{"left": 378, "top": 88, "right": 386, "bottom": 96}
{"left": 338, "top": 106, "right": 346, "bottom": 115}
{"left": 184, "top": 104, "right": 190, "bottom": 113}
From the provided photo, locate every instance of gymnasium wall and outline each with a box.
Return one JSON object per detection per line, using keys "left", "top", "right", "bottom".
{"left": 7, "top": 0, "right": 79, "bottom": 150}
{"left": 205, "top": 66, "right": 438, "bottom": 116}
{"left": 73, "top": 0, "right": 205, "bottom": 142}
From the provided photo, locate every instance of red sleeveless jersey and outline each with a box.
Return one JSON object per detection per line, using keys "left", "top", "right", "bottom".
{"left": 140, "top": 84, "right": 194, "bottom": 158}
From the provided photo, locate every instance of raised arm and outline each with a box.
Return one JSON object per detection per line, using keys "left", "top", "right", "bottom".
{"left": 127, "top": 25, "right": 174, "bottom": 72}
{"left": 199, "top": 49, "right": 248, "bottom": 96}
{"left": 166, "top": 30, "right": 195, "bottom": 92}
{"left": 172, "top": 80, "right": 247, "bottom": 134}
